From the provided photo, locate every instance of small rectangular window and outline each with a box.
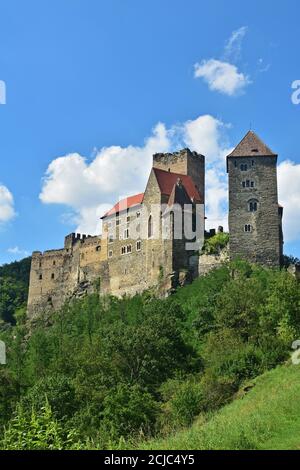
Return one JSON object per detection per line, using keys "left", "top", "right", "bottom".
{"left": 124, "top": 228, "right": 129, "bottom": 239}
{"left": 51, "top": 273, "right": 55, "bottom": 280}
{"left": 108, "top": 250, "right": 113, "bottom": 258}
{"left": 244, "top": 224, "right": 252, "bottom": 233}
{"left": 136, "top": 240, "right": 141, "bottom": 251}
{"left": 127, "top": 245, "right": 132, "bottom": 254}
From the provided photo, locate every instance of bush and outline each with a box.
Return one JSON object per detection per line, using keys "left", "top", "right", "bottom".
{"left": 159, "top": 376, "right": 204, "bottom": 432}
{"left": 202, "top": 233, "right": 229, "bottom": 255}
{"left": 101, "top": 384, "right": 158, "bottom": 441}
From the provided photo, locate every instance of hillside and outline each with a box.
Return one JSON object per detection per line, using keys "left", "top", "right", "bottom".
{"left": 141, "top": 364, "right": 300, "bottom": 450}
{"left": 0, "top": 257, "right": 31, "bottom": 324}
{"left": 0, "top": 260, "right": 299, "bottom": 449}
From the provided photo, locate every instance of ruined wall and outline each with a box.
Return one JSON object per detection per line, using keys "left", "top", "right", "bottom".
{"left": 27, "top": 234, "right": 105, "bottom": 320}
{"left": 228, "top": 156, "right": 281, "bottom": 267}
{"left": 199, "top": 248, "right": 229, "bottom": 276}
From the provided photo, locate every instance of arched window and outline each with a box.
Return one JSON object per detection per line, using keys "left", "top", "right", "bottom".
{"left": 248, "top": 199, "right": 258, "bottom": 212}
{"left": 148, "top": 215, "right": 153, "bottom": 238}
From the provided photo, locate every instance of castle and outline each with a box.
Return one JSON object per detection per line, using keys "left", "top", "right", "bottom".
{"left": 27, "top": 131, "right": 284, "bottom": 319}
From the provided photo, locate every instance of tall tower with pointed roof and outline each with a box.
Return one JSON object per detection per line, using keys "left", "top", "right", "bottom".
{"left": 227, "top": 131, "right": 283, "bottom": 267}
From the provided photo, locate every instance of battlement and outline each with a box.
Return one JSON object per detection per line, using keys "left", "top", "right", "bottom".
{"left": 64, "top": 232, "right": 93, "bottom": 249}
{"left": 153, "top": 148, "right": 204, "bottom": 167}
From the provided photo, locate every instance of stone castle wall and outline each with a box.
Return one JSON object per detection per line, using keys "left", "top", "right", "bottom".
{"left": 228, "top": 155, "right": 282, "bottom": 267}
{"left": 27, "top": 234, "right": 105, "bottom": 319}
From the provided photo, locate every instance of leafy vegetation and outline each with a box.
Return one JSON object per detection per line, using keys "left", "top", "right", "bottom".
{"left": 0, "top": 258, "right": 299, "bottom": 449}
{"left": 0, "top": 257, "right": 31, "bottom": 324}
{"left": 202, "top": 232, "right": 229, "bottom": 255}
{"left": 142, "top": 364, "right": 300, "bottom": 450}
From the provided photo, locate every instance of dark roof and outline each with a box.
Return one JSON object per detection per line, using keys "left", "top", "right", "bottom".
{"left": 167, "top": 180, "right": 193, "bottom": 207}
{"left": 227, "top": 131, "right": 277, "bottom": 158}
{"left": 101, "top": 193, "right": 144, "bottom": 219}
{"left": 153, "top": 168, "right": 203, "bottom": 203}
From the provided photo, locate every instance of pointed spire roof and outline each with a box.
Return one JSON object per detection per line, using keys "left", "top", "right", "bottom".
{"left": 227, "top": 131, "right": 277, "bottom": 158}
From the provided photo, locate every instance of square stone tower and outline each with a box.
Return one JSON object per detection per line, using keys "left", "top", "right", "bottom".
{"left": 227, "top": 131, "right": 283, "bottom": 267}
{"left": 153, "top": 148, "right": 205, "bottom": 203}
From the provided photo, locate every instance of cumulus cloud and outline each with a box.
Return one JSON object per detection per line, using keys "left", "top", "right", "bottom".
{"left": 40, "top": 115, "right": 231, "bottom": 234}
{"left": 194, "top": 26, "right": 251, "bottom": 96}
{"left": 278, "top": 160, "right": 300, "bottom": 243}
{"left": 194, "top": 59, "right": 251, "bottom": 96}
{"left": 0, "top": 185, "right": 16, "bottom": 224}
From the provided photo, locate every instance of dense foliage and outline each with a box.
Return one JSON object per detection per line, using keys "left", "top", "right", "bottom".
{"left": 0, "top": 257, "right": 31, "bottom": 324}
{"left": 202, "top": 232, "right": 229, "bottom": 255}
{"left": 0, "top": 259, "right": 299, "bottom": 449}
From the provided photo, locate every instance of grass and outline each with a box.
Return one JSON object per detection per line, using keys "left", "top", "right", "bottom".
{"left": 140, "top": 364, "right": 300, "bottom": 450}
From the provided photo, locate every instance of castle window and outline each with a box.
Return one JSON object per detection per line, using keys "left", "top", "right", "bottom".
{"left": 53, "top": 260, "right": 56, "bottom": 266}
{"left": 121, "top": 246, "right": 126, "bottom": 255}
{"left": 123, "top": 228, "right": 129, "bottom": 240}
{"left": 127, "top": 245, "right": 132, "bottom": 254}
{"left": 116, "top": 218, "right": 120, "bottom": 226}
{"left": 244, "top": 224, "right": 252, "bottom": 233}
{"left": 234, "top": 160, "right": 237, "bottom": 168}
{"left": 249, "top": 200, "right": 258, "bottom": 212}
{"left": 108, "top": 234, "right": 114, "bottom": 243}
{"left": 96, "top": 246, "right": 101, "bottom": 252}
{"left": 148, "top": 215, "right": 153, "bottom": 238}
{"left": 39, "top": 274, "right": 42, "bottom": 280}
{"left": 51, "top": 273, "right": 55, "bottom": 280}
{"left": 242, "top": 180, "right": 255, "bottom": 189}
{"left": 108, "top": 250, "right": 113, "bottom": 258}
{"left": 127, "top": 216, "right": 130, "bottom": 222}
{"left": 241, "top": 164, "right": 248, "bottom": 171}
{"left": 136, "top": 240, "right": 141, "bottom": 251}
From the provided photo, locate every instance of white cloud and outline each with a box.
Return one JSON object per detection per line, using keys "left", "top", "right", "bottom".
{"left": 194, "top": 59, "right": 251, "bottom": 96}
{"left": 40, "top": 115, "right": 231, "bottom": 234}
{"left": 278, "top": 160, "right": 300, "bottom": 243}
{"left": 0, "top": 185, "right": 16, "bottom": 224}
{"left": 194, "top": 26, "right": 251, "bottom": 96}
{"left": 7, "top": 246, "right": 29, "bottom": 257}
{"left": 224, "top": 26, "right": 248, "bottom": 62}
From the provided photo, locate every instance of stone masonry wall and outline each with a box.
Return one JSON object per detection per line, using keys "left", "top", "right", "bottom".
{"left": 228, "top": 156, "right": 281, "bottom": 267}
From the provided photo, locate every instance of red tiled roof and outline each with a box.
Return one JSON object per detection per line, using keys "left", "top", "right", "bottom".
{"left": 101, "top": 193, "right": 144, "bottom": 219}
{"left": 153, "top": 168, "right": 203, "bottom": 203}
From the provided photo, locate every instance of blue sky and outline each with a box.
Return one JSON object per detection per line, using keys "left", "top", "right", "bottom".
{"left": 1, "top": 0, "right": 300, "bottom": 264}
